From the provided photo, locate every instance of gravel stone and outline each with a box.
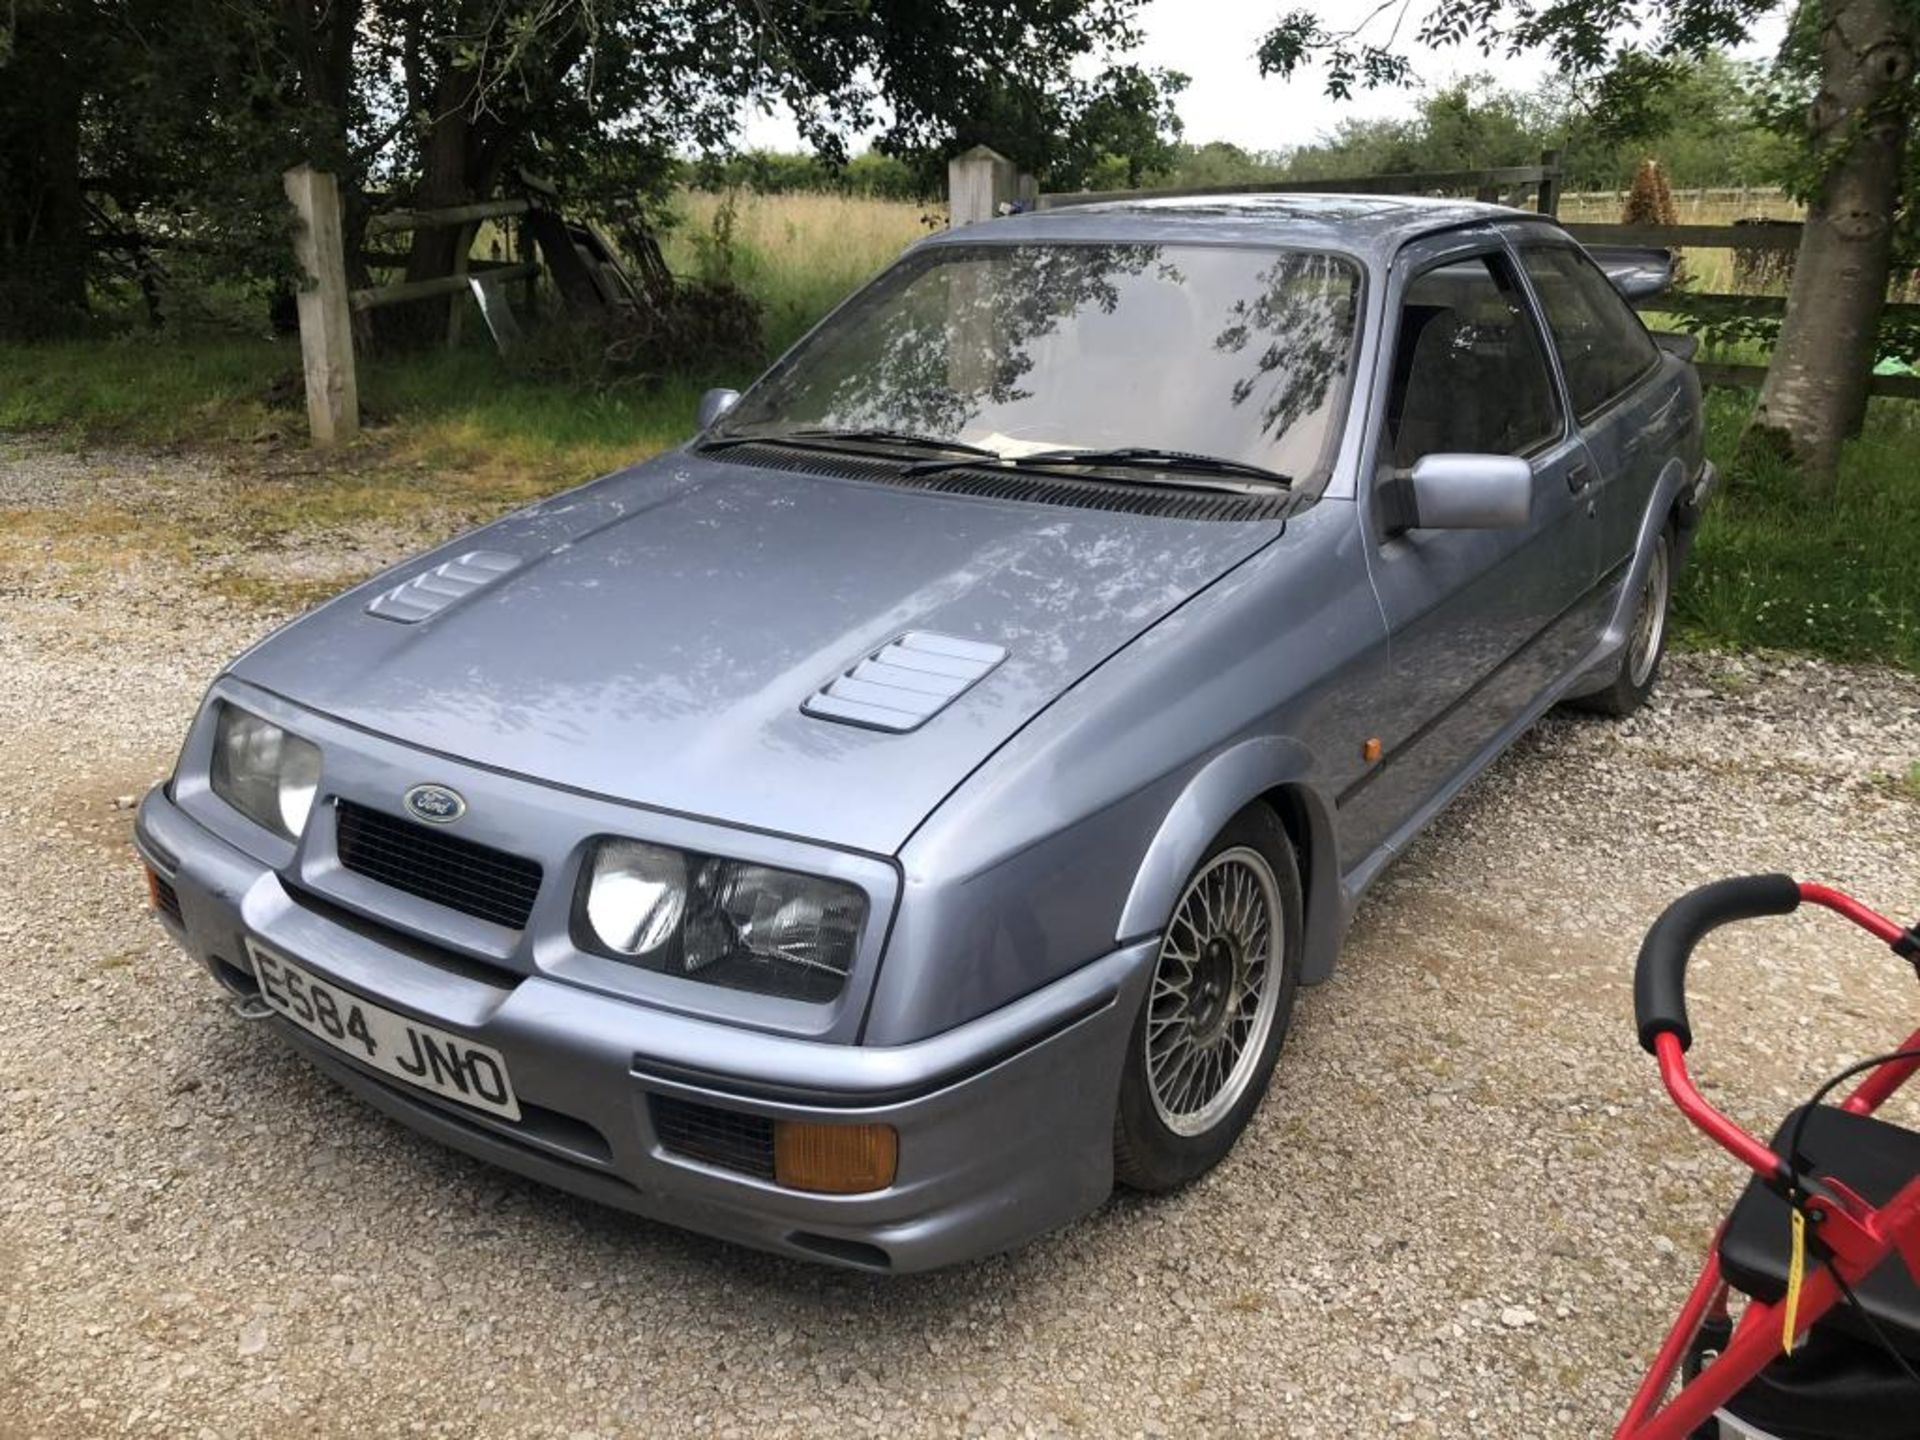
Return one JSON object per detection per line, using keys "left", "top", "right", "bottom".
{"left": 4, "top": 435, "right": 1918, "bottom": 1437}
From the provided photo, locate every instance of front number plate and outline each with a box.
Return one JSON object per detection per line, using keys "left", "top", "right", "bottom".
{"left": 245, "top": 939, "right": 521, "bottom": 1121}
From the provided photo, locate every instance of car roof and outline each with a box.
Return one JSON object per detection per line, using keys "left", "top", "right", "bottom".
{"left": 919, "top": 193, "right": 1558, "bottom": 265}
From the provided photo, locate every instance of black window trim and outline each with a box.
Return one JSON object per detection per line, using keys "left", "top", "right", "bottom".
{"left": 1375, "top": 241, "right": 1570, "bottom": 479}
{"left": 1509, "top": 238, "right": 1663, "bottom": 428}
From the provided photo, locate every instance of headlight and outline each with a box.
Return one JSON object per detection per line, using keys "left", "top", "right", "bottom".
{"left": 584, "top": 841, "right": 686, "bottom": 955}
{"left": 210, "top": 704, "right": 322, "bottom": 841}
{"left": 580, "top": 840, "right": 866, "bottom": 1002}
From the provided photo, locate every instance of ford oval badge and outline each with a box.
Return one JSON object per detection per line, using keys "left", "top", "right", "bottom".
{"left": 404, "top": 784, "right": 466, "bottom": 824}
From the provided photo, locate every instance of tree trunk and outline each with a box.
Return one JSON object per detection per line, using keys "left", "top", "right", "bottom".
{"left": 1746, "top": 0, "right": 1916, "bottom": 490}
{"left": 384, "top": 46, "right": 517, "bottom": 347}
{"left": 387, "top": 82, "right": 476, "bottom": 347}
{"left": 32, "top": 72, "right": 89, "bottom": 319}
{"left": 0, "top": 9, "right": 92, "bottom": 333}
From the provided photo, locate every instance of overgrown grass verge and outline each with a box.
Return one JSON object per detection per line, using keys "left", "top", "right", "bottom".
{"left": 0, "top": 337, "right": 734, "bottom": 607}
{"left": 0, "top": 338, "right": 716, "bottom": 469}
{"left": 1679, "top": 391, "right": 1920, "bottom": 670}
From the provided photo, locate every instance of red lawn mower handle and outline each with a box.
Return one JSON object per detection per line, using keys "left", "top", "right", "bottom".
{"left": 1635, "top": 874, "right": 1803, "bottom": 1054}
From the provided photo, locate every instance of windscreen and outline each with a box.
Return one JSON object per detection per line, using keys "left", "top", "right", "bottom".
{"left": 716, "top": 242, "right": 1362, "bottom": 481}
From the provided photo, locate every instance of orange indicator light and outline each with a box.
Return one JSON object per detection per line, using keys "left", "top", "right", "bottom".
{"left": 773, "top": 1121, "right": 899, "bottom": 1194}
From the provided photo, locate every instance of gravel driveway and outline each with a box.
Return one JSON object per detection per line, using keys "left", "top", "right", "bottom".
{"left": 4, "top": 437, "right": 1917, "bottom": 1438}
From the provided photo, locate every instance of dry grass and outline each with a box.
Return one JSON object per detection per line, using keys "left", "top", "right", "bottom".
{"left": 662, "top": 190, "right": 938, "bottom": 350}
{"left": 1554, "top": 187, "right": 1804, "bottom": 224}
{"left": 0, "top": 502, "right": 194, "bottom": 573}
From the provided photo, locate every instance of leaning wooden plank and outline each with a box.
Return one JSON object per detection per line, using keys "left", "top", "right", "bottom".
{"left": 349, "top": 263, "right": 537, "bottom": 313}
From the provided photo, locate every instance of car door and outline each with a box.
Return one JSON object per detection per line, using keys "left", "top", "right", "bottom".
{"left": 1339, "top": 234, "right": 1599, "bottom": 862}
{"left": 1511, "top": 241, "right": 1671, "bottom": 587}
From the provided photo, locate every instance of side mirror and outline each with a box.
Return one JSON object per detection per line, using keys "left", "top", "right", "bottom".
{"left": 1387, "top": 454, "right": 1533, "bottom": 532}
{"left": 696, "top": 387, "right": 741, "bottom": 431}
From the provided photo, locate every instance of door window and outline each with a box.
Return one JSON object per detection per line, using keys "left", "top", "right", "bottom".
{"left": 1518, "top": 245, "right": 1660, "bottom": 420}
{"left": 1381, "top": 254, "right": 1562, "bottom": 469}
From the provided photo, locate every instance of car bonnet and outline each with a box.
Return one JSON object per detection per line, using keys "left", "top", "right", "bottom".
{"left": 228, "top": 450, "right": 1284, "bottom": 855}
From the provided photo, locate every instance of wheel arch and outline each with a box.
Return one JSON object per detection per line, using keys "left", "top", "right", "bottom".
{"left": 1607, "top": 453, "right": 1694, "bottom": 648}
{"left": 1116, "top": 737, "right": 1347, "bottom": 987}
{"left": 1564, "top": 452, "right": 1695, "bottom": 701}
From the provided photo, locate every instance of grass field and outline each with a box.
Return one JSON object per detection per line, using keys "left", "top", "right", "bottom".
{"left": 1680, "top": 392, "right": 1920, "bottom": 669}
{"left": 1, "top": 189, "right": 1915, "bottom": 671}
{"left": 662, "top": 189, "right": 936, "bottom": 352}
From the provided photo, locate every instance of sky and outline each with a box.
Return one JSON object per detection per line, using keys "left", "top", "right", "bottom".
{"left": 738, "top": 0, "right": 1791, "bottom": 155}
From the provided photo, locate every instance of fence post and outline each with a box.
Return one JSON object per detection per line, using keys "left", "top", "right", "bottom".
{"left": 1536, "top": 148, "right": 1563, "bottom": 217}
{"left": 948, "top": 145, "right": 1017, "bottom": 226}
{"left": 282, "top": 164, "right": 359, "bottom": 446}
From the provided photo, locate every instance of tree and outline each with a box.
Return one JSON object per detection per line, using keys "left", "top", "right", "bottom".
{"left": 0, "top": 1, "right": 91, "bottom": 329}
{"left": 1275, "top": 75, "right": 1539, "bottom": 180}
{"left": 0, "top": 0, "right": 329, "bottom": 333}
{"left": 272, "top": 1, "right": 1185, "bottom": 338}
{"left": 1749, "top": 0, "right": 1915, "bottom": 474}
{"left": 1258, "top": 0, "right": 1919, "bottom": 488}
{"left": 0, "top": 0, "right": 1180, "bottom": 339}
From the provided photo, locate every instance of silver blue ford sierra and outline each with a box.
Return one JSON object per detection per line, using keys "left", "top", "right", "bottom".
{"left": 138, "top": 195, "right": 1713, "bottom": 1271}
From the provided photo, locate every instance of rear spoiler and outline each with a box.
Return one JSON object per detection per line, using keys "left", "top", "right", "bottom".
{"left": 1585, "top": 244, "right": 1675, "bottom": 301}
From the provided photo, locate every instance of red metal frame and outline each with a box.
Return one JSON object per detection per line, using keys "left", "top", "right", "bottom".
{"left": 1616, "top": 882, "right": 1920, "bottom": 1440}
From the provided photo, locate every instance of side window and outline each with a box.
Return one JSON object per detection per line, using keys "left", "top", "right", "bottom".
{"left": 1519, "top": 245, "right": 1660, "bottom": 420}
{"left": 1381, "top": 253, "right": 1562, "bottom": 469}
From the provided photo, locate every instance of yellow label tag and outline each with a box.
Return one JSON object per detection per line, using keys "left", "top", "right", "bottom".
{"left": 1782, "top": 1208, "right": 1807, "bottom": 1356}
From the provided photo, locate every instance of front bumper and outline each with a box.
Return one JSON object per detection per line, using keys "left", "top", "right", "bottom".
{"left": 137, "top": 785, "right": 1154, "bottom": 1272}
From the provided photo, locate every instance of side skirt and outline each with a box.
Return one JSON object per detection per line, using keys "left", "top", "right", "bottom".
{"left": 1334, "top": 567, "right": 1634, "bottom": 922}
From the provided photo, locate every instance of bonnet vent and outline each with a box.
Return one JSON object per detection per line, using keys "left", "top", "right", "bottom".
{"left": 804, "top": 632, "right": 1008, "bottom": 733}
{"left": 366, "top": 550, "right": 521, "bottom": 623}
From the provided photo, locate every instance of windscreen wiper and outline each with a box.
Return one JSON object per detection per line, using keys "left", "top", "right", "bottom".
{"left": 701, "top": 427, "right": 1001, "bottom": 459}
{"left": 903, "top": 445, "right": 1293, "bottom": 494}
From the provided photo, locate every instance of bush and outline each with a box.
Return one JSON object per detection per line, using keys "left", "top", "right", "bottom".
{"left": 1622, "top": 158, "right": 1678, "bottom": 226}
{"left": 508, "top": 281, "right": 763, "bottom": 395}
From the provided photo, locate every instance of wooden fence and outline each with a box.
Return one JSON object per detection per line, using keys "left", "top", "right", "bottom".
{"left": 283, "top": 165, "right": 540, "bottom": 445}
{"left": 948, "top": 148, "right": 1918, "bottom": 403}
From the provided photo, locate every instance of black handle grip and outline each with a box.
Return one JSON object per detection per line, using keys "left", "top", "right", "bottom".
{"left": 1635, "top": 874, "right": 1802, "bottom": 1053}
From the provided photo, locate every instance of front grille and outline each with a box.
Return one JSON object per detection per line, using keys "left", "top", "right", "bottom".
{"left": 334, "top": 799, "right": 543, "bottom": 930}
{"left": 150, "top": 871, "right": 184, "bottom": 926}
{"left": 650, "top": 1095, "right": 776, "bottom": 1180}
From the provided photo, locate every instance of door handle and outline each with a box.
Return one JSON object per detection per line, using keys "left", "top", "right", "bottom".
{"left": 1568, "top": 462, "right": 1594, "bottom": 494}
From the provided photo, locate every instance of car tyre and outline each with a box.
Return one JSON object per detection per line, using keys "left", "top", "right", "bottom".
{"left": 1575, "top": 524, "right": 1674, "bottom": 719}
{"left": 1113, "top": 803, "right": 1302, "bottom": 1193}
